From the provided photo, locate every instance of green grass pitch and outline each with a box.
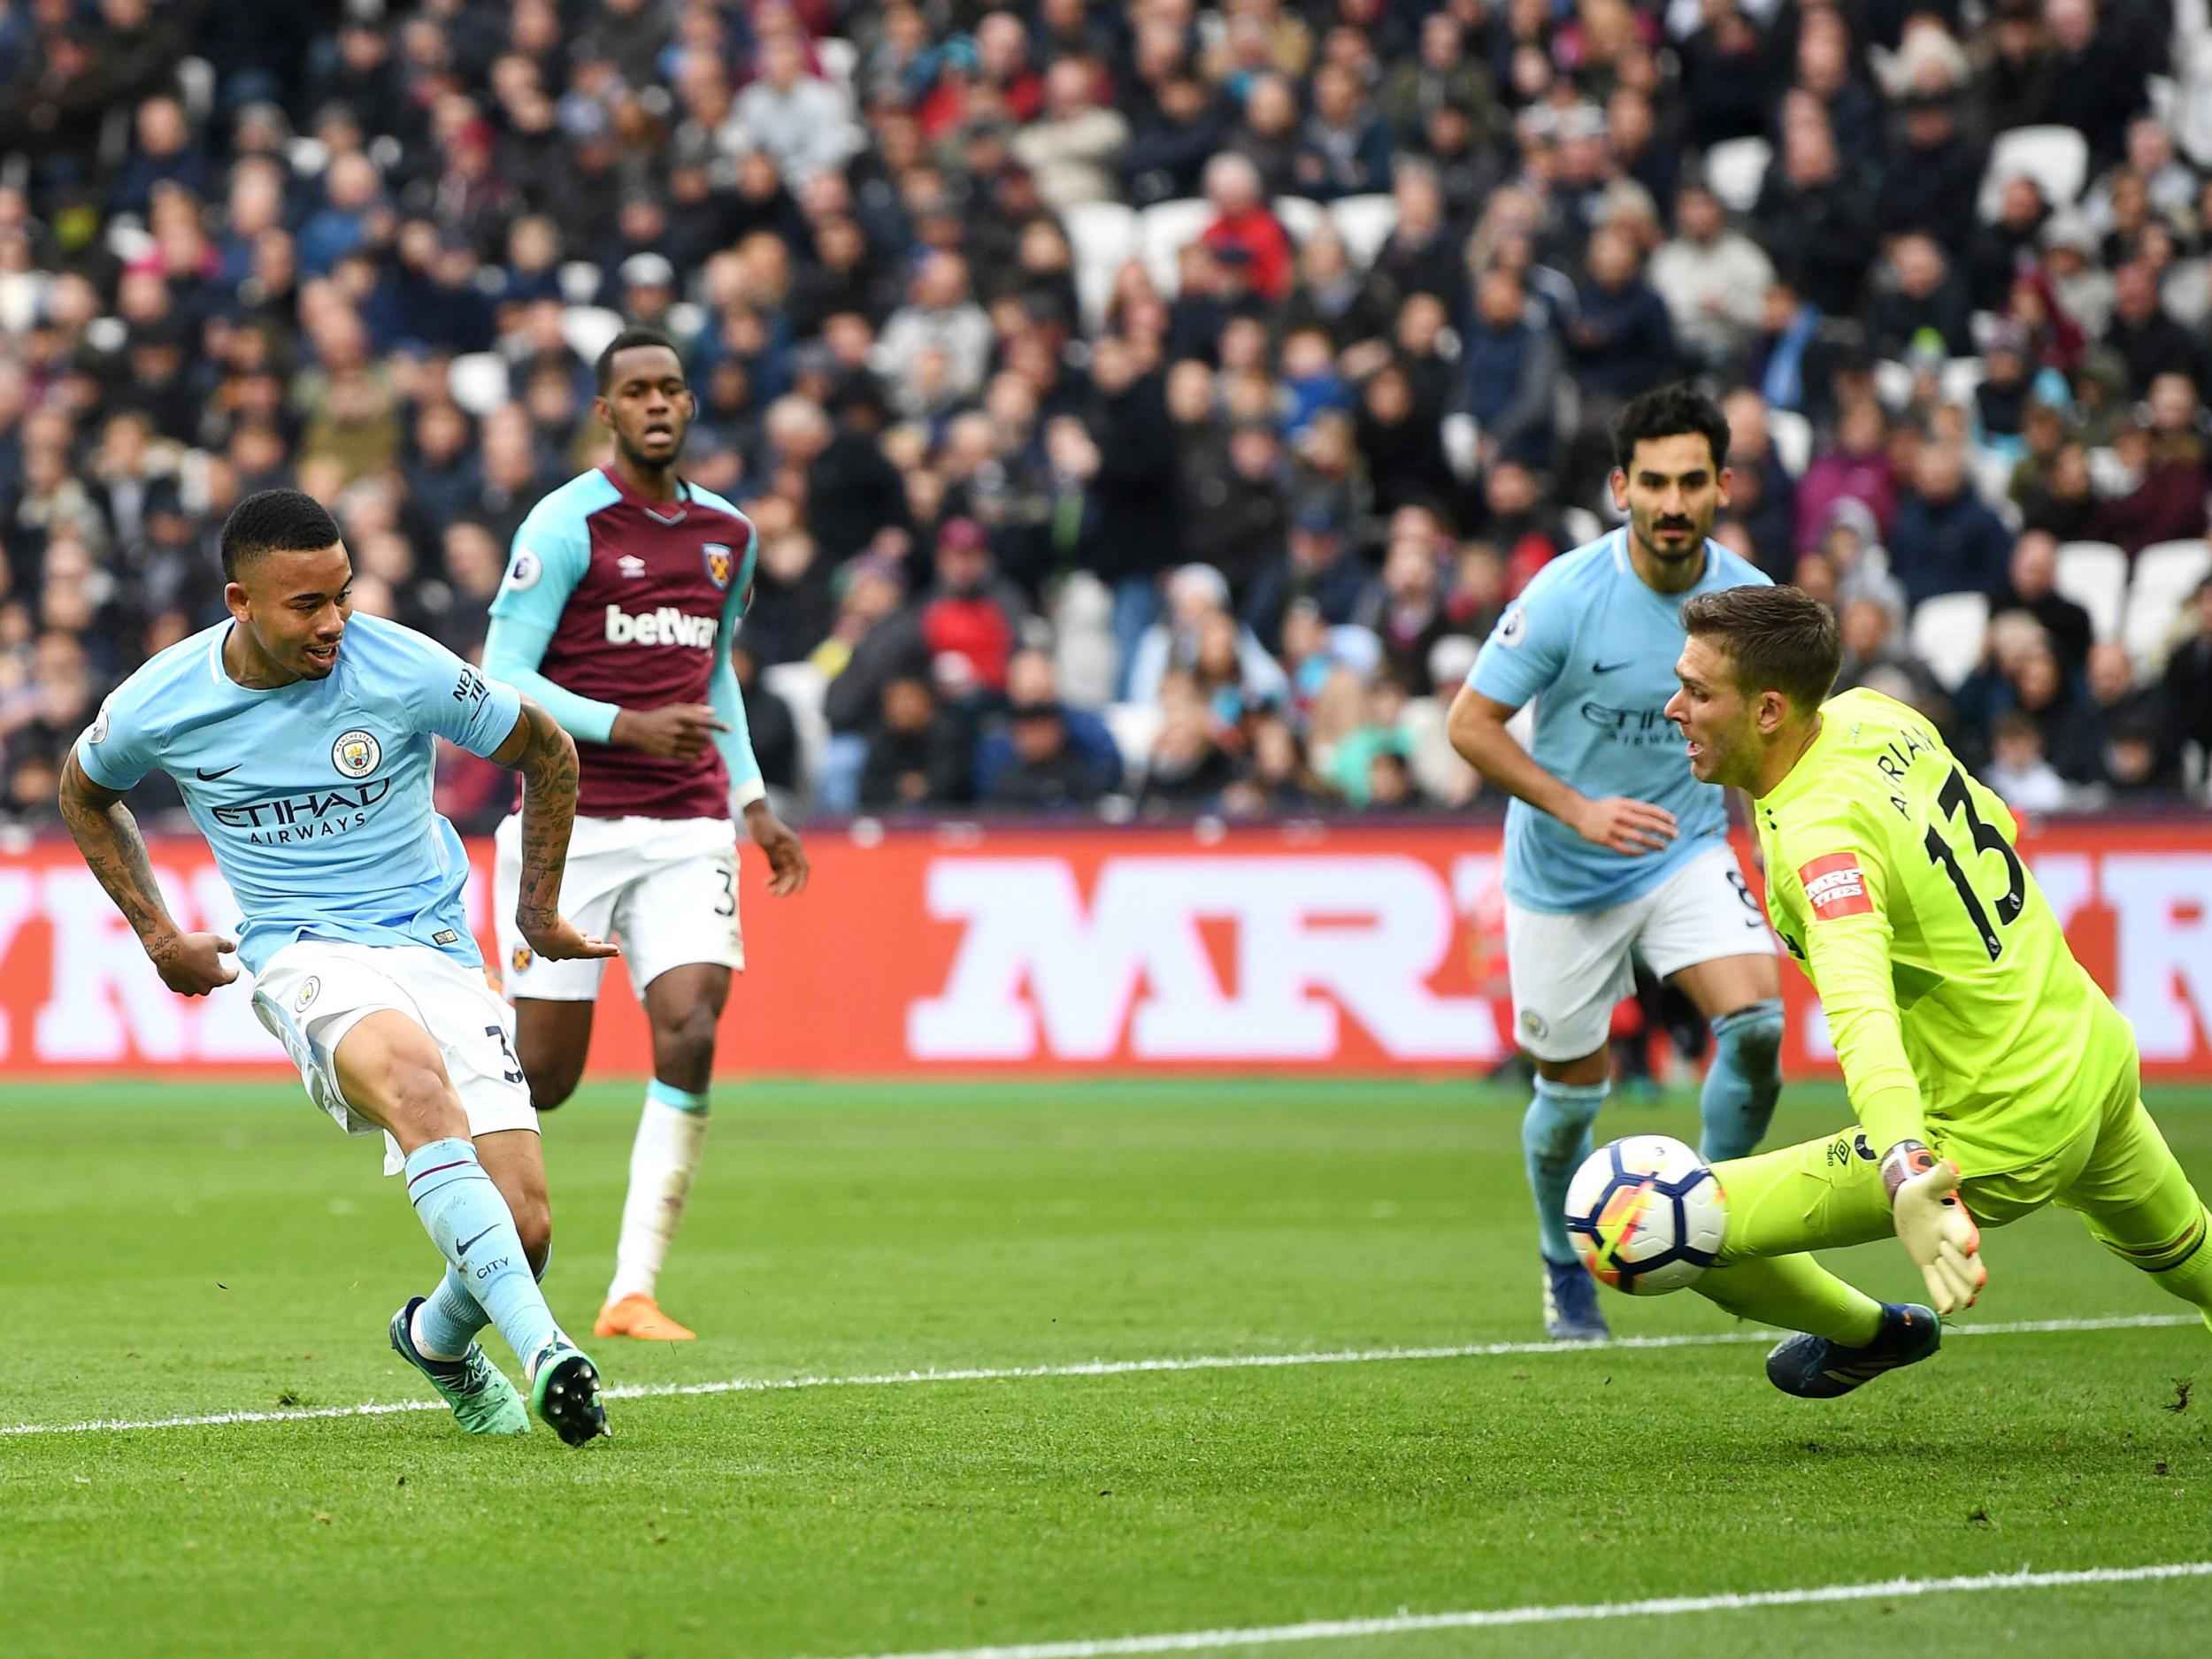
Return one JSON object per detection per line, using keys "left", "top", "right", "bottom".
{"left": 1, "top": 1079, "right": 2207, "bottom": 1659}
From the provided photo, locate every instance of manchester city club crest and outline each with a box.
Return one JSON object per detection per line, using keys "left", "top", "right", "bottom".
{"left": 332, "top": 729, "right": 381, "bottom": 779}
{"left": 294, "top": 976, "right": 321, "bottom": 1013}
{"left": 702, "top": 541, "right": 733, "bottom": 590}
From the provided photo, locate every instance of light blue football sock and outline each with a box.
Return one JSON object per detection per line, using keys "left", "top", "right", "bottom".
{"left": 1700, "top": 998, "right": 1785, "bottom": 1163}
{"left": 403, "top": 1139, "right": 564, "bottom": 1375}
{"left": 647, "top": 1078, "right": 710, "bottom": 1113}
{"left": 413, "top": 1246, "right": 550, "bottom": 1363}
{"left": 1524, "top": 1078, "right": 1609, "bottom": 1263}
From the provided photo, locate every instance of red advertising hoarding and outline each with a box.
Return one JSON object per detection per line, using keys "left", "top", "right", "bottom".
{"left": 3, "top": 819, "right": 2210, "bottom": 1078}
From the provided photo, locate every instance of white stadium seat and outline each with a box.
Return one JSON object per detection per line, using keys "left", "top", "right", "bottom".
{"left": 2053, "top": 541, "right": 2128, "bottom": 642}
{"left": 1063, "top": 200, "right": 1138, "bottom": 326}
{"left": 762, "top": 660, "right": 832, "bottom": 799}
{"left": 1271, "top": 196, "right": 1325, "bottom": 245}
{"left": 1702, "top": 136, "right": 1771, "bottom": 214}
{"left": 558, "top": 304, "right": 626, "bottom": 366}
{"left": 2124, "top": 538, "right": 2212, "bottom": 669}
{"left": 1978, "top": 125, "right": 2089, "bottom": 219}
{"left": 1103, "top": 703, "right": 1164, "bottom": 775}
{"left": 1768, "top": 409, "right": 1811, "bottom": 476}
{"left": 1909, "top": 591, "right": 1992, "bottom": 690}
{"left": 1939, "top": 356, "right": 1985, "bottom": 409}
{"left": 447, "top": 352, "right": 511, "bottom": 417}
{"left": 557, "top": 261, "right": 603, "bottom": 304}
{"left": 1139, "top": 197, "right": 1214, "bottom": 296}
{"left": 1327, "top": 193, "right": 1398, "bottom": 267}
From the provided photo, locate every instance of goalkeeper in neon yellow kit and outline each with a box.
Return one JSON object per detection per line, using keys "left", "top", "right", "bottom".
{"left": 1657, "top": 584, "right": 2212, "bottom": 1397}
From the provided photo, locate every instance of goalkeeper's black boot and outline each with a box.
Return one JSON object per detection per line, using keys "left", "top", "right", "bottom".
{"left": 1766, "top": 1302, "right": 1940, "bottom": 1398}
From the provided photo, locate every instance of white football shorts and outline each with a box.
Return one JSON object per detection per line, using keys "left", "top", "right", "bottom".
{"left": 492, "top": 813, "right": 743, "bottom": 1002}
{"left": 1504, "top": 842, "right": 1775, "bottom": 1063}
{"left": 250, "top": 937, "right": 538, "bottom": 1177}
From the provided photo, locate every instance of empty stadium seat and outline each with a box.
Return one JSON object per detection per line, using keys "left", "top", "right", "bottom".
{"left": 2124, "top": 539, "right": 2212, "bottom": 668}
{"left": 1768, "top": 409, "right": 1811, "bottom": 476}
{"left": 1139, "top": 197, "right": 1214, "bottom": 295}
{"left": 1978, "top": 125, "right": 2089, "bottom": 218}
{"left": 447, "top": 352, "right": 511, "bottom": 417}
{"left": 2053, "top": 541, "right": 2128, "bottom": 641}
{"left": 558, "top": 304, "right": 626, "bottom": 366}
{"left": 1702, "top": 136, "right": 1771, "bottom": 214}
{"left": 763, "top": 660, "right": 832, "bottom": 798}
{"left": 1272, "top": 196, "right": 1325, "bottom": 245}
{"left": 1103, "top": 703, "right": 1164, "bottom": 778}
{"left": 1063, "top": 200, "right": 1138, "bottom": 326}
{"left": 1909, "top": 591, "right": 1993, "bottom": 689}
{"left": 1327, "top": 193, "right": 1398, "bottom": 266}
{"left": 557, "top": 261, "right": 603, "bottom": 304}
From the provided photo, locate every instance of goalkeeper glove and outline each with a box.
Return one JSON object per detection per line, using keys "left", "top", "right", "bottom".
{"left": 1883, "top": 1141, "right": 1985, "bottom": 1314}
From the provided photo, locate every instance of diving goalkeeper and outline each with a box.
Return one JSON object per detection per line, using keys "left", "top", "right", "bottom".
{"left": 1657, "top": 584, "right": 2212, "bottom": 1397}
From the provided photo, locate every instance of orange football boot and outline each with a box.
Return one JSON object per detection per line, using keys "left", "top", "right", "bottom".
{"left": 594, "top": 1294, "right": 696, "bottom": 1340}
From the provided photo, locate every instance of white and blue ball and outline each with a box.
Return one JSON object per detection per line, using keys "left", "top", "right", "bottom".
{"left": 1564, "top": 1134, "right": 1727, "bottom": 1295}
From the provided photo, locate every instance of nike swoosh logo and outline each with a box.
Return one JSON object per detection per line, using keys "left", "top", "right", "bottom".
{"left": 1591, "top": 661, "right": 1632, "bottom": 674}
{"left": 457, "top": 1225, "right": 499, "bottom": 1256}
{"left": 196, "top": 764, "right": 242, "bottom": 780}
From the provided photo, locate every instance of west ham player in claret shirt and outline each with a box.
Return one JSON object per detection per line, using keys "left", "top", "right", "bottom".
{"left": 483, "top": 327, "right": 810, "bottom": 1342}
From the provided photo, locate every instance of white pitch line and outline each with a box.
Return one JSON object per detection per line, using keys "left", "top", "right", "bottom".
{"left": 1, "top": 1312, "right": 2194, "bottom": 1440}
{"left": 811, "top": 1562, "right": 2212, "bottom": 1659}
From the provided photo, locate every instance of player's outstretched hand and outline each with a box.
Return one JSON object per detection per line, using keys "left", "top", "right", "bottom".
{"left": 744, "top": 802, "right": 810, "bottom": 896}
{"left": 1892, "top": 1158, "right": 1987, "bottom": 1314}
{"left": 150, "top": 931, "right": 239, "bottom": 997}
{"left": 611, "top": 703, "right": 729, "bottom": 762}
{"left": 1571, "top": 795, "right": 1678, "bottom": 856}
{"left": 519, "top": 912, "right": 623, "bottom": 962}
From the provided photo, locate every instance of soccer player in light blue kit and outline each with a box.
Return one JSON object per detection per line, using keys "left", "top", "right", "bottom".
{"left": 1448, "top": 385, "right": 1787, "bottom": 1341}
{"left": 58, "top": 489, "right": 616, "bottom": 1444}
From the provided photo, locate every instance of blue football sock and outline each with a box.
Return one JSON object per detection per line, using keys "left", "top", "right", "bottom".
{"left": 1700, "top": 998, "right": 1785, "bottom": 1162}
{"left": 1524, "top": 1079, "right": 1609, "bottom": 1263}
{"left": 403, "top": 1139, "right": 564, "bottom": 1375}
{"left": 413, "top": 1245, "right": 550, "bottom": 1363}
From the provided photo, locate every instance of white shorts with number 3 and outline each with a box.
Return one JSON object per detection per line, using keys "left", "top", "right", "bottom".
{"left": 250, "top": 938, "right": 536, "bottom": 1177}
{"left": 492, "top": 813, "right": 744, "bottom": 1002}
{"left": 1504, "top": 842, "right": 1774, "bottom": 1064}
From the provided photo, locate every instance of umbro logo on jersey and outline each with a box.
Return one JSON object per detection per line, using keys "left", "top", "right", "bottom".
{"left": 603, "top": 604, "right": 718, "bottom": 649}
{"left": 617, "top": 555, "right": 647, "bottom": 580}
{"left": 196, "top": 764, "right": 242, "bottom": 780}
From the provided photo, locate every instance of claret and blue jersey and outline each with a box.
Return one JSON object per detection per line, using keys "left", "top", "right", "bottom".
{"left": 73, "top": 612, "right": 521, "bottom": 976}
{"left": 1468, "top": 528, "right": 1770, "bottom": 914}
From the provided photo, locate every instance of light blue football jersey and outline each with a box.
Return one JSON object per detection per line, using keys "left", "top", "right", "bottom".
{"left": 74, "top": 613, "right": 522, "bottom": 974}
{"left": 1468, "top": 529, "right": 1770, "bottom": 914}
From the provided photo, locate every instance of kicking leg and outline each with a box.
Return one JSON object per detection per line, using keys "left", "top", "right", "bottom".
{"left": 1666, "top": 953, "right": 1785, "bottom": 1162}
{"left": 334, "top": 1012, "right": 604, "bottom": 1444}
{"left": 407, "top": 1129, "right": 554, "bottom": 1365}
{"left": 599, "top": 963, "right": 729, "bottom": 1340}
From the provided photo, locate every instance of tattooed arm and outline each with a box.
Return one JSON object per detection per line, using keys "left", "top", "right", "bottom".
{"left": 59, "top": 750, "right": 239, "bottom": 995}
{"left": 489, "top": 696, "right": 620, "bottom": 962}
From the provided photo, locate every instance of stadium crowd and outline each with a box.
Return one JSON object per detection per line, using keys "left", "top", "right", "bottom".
{"left": 0, "top": 0, "right": 2210, "bottom": 830}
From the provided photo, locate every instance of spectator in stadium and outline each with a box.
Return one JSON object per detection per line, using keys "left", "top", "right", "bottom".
{"left": 1890, "top": 441, "right": 2016, "bottom": 608}
{"left": 1140, "top": 668, "right": 1239, "bottom": 811}
{"left": 2105, "top": 262, "right": 2206, "bottom": 399}
{"left": 1011, "top": 58, "right": 1129, "bottom": 213}
{"left": 2161, "top": 576, "right": 2212, "bottom": 767}
{"left": 1983, "top": 709, "right": 2073, "bottom": 812}
{"left": 874, "top": 252, "right": 994, "bottom": 403}
{"left": 1866, "top": 233, "right": 1976, "bottom": 361}
{"left": 1991, "top": 530, "right": 2095, "bottom": 674}
{"left": 1129, "top": 563, "right": 1290, "bottom": 713}
{"left": 1243, "top": 509, "right": 1374, "bottom": 654}
{"left": 1294, "top": 61, "right": 1394, "bottom": 202}
{"left": 1648, "top": 181, "right": 1775, "bottom": 373}
{"left": 1199, "top": 152, "right": 1294, "bottom": 306}
{"left": 1752, "top": 109, "right": 1878, "bottom": 320}
{"left": 2085, "top": 414, "right": 2210, "bottom": 555}
{"left": 1456, "top": 265, "right": 1562, "bottom": 472}
{"left": 858, "top": 673, "right": 972, "bottom": 810}
{"left": 1878, "top": 89, "right": 1985, "bottom": 256}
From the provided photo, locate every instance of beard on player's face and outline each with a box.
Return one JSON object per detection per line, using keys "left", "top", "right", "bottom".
{"left": 1632, "top": 499, "right": 1712, "bottom": 561}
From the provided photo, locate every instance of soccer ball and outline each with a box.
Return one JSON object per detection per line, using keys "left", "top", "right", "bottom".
{"left": 1564, "top": 1134, "right": 1727, "bottom": 1295}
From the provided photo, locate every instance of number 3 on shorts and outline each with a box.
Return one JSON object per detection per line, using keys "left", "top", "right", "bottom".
{"left": 487, "top": 1025, "right": 524, "bottom": 1085}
